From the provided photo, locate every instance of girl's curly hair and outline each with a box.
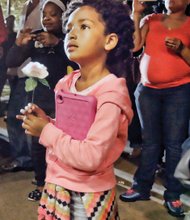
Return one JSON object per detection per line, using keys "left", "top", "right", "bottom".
{"left": 62, "top": 0, "right": 134, "bottom": 78}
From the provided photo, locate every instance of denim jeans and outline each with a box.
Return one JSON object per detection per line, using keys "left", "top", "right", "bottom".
{"left": 133, "top": 83, "right": 190, "bottom": 200}
{"left": 7, "top": 77, "right": 33, "bottom": 168}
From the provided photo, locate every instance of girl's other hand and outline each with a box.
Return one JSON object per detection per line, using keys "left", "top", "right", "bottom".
{"left": 16, "top": 103, "right": 49, "bottom": 125}
{"left": 16, "top": 103, "right": 49, "bottom": 137}
{"left": 22, "top": 114, "right": 49, "bottom": 137}
{"left": 17, "top": 103, "right": 48, "bottom": 119}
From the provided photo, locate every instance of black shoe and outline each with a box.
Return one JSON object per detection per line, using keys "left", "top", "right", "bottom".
{"left": 28, "top": 189, "right": 42, "bottom": 202}
{"left": 164, "top": 200, "right": 185, "bottom": 217}
{"left": 119, "top": 188, "right": 150, "bottom": 202}
{"left": 1, "top": 160, "right": 33, "bottom": 172}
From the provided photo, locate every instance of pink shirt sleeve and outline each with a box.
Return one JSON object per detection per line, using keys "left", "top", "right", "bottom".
{"left": 39, "top": 102, "right": 127, "bottom": 172}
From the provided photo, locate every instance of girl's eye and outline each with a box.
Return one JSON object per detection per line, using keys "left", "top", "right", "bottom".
{"left": 81, "top": 24, "right": 89, "bottom": 30}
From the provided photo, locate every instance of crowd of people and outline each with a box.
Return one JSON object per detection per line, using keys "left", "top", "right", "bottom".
{"left": 0, "top": 0, "right": 190, "bottom": 219}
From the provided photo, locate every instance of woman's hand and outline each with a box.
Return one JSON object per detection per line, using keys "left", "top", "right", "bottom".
{"left": 16, "top": 28, "right": 36, "bottom": 46}
{"left": 165, "top": 37, "right": 184, "bottom": 54}
{"left": 132, "top": 0, "right": 146, "bottom": 15}
{"left": 35, "top": 32, "right": 60, "bottom": 47}
{"left": 132, "top": 0, "right": 148, "bottom": 52}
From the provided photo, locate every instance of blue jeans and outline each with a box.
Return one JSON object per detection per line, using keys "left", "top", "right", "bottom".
{"left": 133, "top": 83, "right": 190, "bottom": 200}
{"left": 7, "top": 77, "right": 32, "bottom": 168}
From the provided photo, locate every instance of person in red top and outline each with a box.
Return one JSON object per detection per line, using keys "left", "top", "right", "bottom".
{"left": 120, "top": 0, "right": 190, "bottom": 217}
{"left": 0, "top": 5, "right": 7, "bottom": 45}
{"left": 0, "top": 4, "right": 7, "bottom": 61}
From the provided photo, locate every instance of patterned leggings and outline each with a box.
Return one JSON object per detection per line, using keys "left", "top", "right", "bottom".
{"left": 38, "top": 183, "right": 120, "bottom": 220}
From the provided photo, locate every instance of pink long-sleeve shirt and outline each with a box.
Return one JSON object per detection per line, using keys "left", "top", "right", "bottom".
{"left": 39, "top": 71, "right": 133, "bottom": 192}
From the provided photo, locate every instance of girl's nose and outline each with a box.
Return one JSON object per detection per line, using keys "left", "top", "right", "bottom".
{"left": 69, "top": 33, "right": 77, "bottom": 40}
{"left": 68, "top": 28, "right": 77, "bottom": 40}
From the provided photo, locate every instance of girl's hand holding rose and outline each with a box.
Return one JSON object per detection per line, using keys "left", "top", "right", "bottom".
{"left": 16, "top": 103, "right": 49, "bottom": 137}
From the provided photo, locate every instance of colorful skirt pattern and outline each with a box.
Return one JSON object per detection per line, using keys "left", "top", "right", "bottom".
{"left": 38, "top": 183, "right": 120, "bottom": 220}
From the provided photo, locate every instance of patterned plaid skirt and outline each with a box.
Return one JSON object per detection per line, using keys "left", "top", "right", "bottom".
{"left": 38, "top": 183, "right": 120, "bottom": 220}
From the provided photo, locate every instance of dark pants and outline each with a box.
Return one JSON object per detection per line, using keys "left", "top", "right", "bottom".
{"left": 28, "top": 83, "right": 55, "bottom": 187}
{"left": 133, "top": 83, "right": 190, "bottom": 200}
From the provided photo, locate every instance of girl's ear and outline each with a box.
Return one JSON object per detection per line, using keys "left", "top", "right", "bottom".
{"left": 104, "top": 33, "right": 118, "bottom": 51}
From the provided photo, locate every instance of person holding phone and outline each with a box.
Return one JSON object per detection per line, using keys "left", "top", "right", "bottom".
{"left": 120, "top": 0, "right": 190, "bottom": 217}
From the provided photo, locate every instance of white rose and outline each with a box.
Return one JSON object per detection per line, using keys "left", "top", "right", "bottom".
{"left": 21, "top": 62, "right": 49, "bottom": 79}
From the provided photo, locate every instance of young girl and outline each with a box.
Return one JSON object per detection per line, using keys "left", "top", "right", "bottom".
{"left": 17, "top": 0, "right": 134, "bottom": 219}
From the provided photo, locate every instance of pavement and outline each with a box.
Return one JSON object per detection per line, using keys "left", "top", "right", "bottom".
{"left": 0, "top": 158, "right": 187, "bottom": 220}
{"left": 0, "top": 123, "right": 188, "bottom": 220}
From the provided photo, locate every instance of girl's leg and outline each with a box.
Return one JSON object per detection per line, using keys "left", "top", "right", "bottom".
{"left": 31, "top": 140, "right": 46, "bottom": 188}
{"left": 70, "top": 192, "right": 88, "bottom": 220}
{"left": 80, "top": 188, "right": 119, "bottom": 220}
{"left": 29, "top": 140, "right": 46, "bottom": 201}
